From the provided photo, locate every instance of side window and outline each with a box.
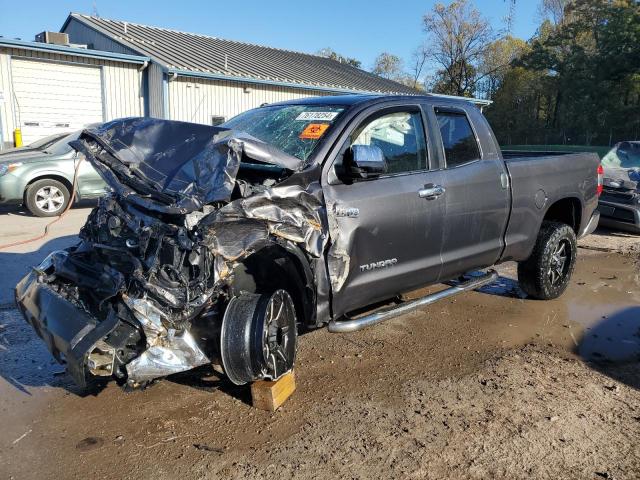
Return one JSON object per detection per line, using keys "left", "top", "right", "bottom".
{"left": 435, "top": 111, "right": 481, "bottom": 167}
{"left": 350, "top": 111, "right": 427, "bottom": 174}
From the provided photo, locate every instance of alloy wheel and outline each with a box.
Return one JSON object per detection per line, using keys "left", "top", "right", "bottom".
{"left": 548, "top": 239, "right": 571, "bottom": 285}
{"left": 35, "top": 186, "right": 65, "bottom": 213}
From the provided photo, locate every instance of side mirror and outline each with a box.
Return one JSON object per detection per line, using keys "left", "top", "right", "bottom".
{"left": 345, "top": 145, "right": 388, "bottom": 179}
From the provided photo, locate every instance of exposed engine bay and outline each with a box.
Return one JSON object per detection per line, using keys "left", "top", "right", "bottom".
{"left": 16, "top": 118, "right": 328, "bottom": 388}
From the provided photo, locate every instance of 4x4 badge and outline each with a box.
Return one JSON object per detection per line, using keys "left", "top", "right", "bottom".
{"left": 334, "top": 206, "right": 359, "bottom": 218}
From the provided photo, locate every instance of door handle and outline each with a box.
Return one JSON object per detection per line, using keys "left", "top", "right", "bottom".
{"left": 418, "top": 185, "right": 445, "bottom": 199}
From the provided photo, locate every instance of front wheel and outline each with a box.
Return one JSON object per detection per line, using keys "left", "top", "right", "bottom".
{"left": 220, "top": 289, "right": 297, "bottom": 385}
{"left": 25, "top": 179, "right": 70, "bottom": 217}
{"left": 517, "top": 221, "right": 577, "bottom": 300}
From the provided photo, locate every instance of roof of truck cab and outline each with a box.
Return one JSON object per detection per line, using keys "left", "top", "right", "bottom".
{"left": 269, "top": 94, "right": 488, "bottom": 108}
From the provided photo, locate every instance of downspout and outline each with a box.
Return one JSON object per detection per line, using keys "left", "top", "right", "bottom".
{"left": 138, "top": 60, "right": 149, "bottom": 117}
{"left": 163, "top": 71, "right": 178, "bottom": 120}
{"left": 0, "top": 104, "right": 4, "bottom": 150}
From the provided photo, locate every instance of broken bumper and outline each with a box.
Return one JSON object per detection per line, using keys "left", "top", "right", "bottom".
{"left": 15, "top": 250, "right": 214, "bottom": 388}
{"left": 15, "top": 267, "right": 119, "bottom": 387}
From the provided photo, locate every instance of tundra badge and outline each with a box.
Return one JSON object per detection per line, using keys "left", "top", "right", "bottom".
{"left": 360, "top": 258, "right": 398, "bottom": 272}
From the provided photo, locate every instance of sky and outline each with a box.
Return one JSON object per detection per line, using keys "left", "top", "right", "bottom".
{"left": 0, "top": 0, "right": 541, "bottom": 70}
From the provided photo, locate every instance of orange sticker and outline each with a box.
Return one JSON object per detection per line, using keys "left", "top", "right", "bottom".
{"left": 299, "top": 123, "right": 330, "bottom": 140}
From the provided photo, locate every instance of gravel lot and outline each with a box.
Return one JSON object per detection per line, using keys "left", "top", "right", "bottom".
{"left": 0, "top": 205, "right": 638, "bottom": 479}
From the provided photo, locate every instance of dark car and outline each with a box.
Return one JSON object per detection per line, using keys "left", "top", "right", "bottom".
{"left": 15, "top": 95, "right": 601, "bottom": 390}
{"left": 598, "top": 141, "right": 640, "bottom": 234}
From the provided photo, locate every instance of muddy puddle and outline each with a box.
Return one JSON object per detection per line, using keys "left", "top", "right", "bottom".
{"left": 566, "top": 254, "right": 640, "bottom": 364}
{"left": 489, "top": 251, "right": 640, "bottom": 364}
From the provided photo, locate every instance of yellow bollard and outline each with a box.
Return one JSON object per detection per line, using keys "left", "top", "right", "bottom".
{"left": 13, "top": 128, "right": 23, "bottom": 148}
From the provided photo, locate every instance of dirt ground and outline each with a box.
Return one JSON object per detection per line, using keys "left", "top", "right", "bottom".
{"left": 0, "top": 221, "right": 639, "bottom": 479}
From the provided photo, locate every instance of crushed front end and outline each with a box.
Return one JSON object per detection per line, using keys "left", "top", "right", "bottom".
{"left": 16, "top": 117, "right": 327, "bottom": 388}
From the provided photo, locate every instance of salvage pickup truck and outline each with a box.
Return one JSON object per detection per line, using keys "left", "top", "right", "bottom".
{"left": 16, "top": 94, "right": 601, "bottom": 389}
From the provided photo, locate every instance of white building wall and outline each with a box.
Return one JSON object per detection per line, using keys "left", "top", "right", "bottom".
{"left": 167, "top": 76, "right": 334, "bottom": 124}
{"left": 0, "top": 46, "right": 144, "bottom": 148}
{"left": 0, "top": 51, "right": 12, "bottom": 148}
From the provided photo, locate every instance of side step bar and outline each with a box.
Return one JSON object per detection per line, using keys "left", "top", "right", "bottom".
{"left": 327, "top": 270, "right": 499, "bottom": 333}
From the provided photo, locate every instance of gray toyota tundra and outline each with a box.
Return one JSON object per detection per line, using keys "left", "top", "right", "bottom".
{"left": 16, "top": 94, "right": 601, "bottom": 389}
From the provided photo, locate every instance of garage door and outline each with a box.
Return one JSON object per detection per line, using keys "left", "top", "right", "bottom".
{"left": 11, "top": 58, "right": 104, "bottom": 144}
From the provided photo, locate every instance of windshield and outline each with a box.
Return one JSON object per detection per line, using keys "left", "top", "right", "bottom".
{"left": 602, "top": 142, "right": 640, "bottom": 169}
{"left": 44, "top": 132, "right": 81, "bottom": 155}
{"left": 222, "top": 105, "right": 345, "bottom": 161}
{"left": 26, "top": 132, "right": 70, "bottom": 151}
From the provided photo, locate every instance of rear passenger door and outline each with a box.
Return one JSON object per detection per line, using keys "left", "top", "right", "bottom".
{"left": 429, "top": 105, "right": 510, "bottom": 280}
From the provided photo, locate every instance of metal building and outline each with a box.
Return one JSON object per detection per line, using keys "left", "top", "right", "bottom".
{"left": 0, "top": 37, "right": 149, "bottom": 149}
{"left": 60, "top": 13, "right": 419, "bottom": 124}
{"left": 1, "top": 13, "right": 490, "bottom": 150}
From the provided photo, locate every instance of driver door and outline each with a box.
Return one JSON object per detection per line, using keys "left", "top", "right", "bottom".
{"left": 323, "top": 105, "right": 445, "bottom": 318}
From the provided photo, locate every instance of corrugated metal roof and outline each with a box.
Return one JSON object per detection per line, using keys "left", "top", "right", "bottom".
{"left": 64, "top": 13, "right": 419, "bottom": 94}
{"left": 0, "top": 37, "right": 149, "bottom": 63}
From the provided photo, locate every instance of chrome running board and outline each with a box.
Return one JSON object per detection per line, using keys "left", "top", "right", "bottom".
{"left": 327, "top": 270, "right": 499, "bottom": 333}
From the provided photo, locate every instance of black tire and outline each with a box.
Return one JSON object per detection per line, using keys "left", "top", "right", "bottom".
{"left": 517, "top": 221, "right": 577, "bottom": 300}
{"left": 25, "top": 179, "right": 70, "bottom": 217}
{"left": 220, "top": 289, "right": 297, "bottom": 385}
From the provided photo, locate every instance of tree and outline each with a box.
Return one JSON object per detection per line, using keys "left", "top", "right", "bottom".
{"left": 316, "top": 48, "right": 362, "bottom": 68}
{"left": 422, "top": 0, "right": 495, "bottom": 96}
{"left": 539, "top": 0, "right": 571, "bottom": 25}
{"left": 371, "top": 52, "right": 404, "bottom": 80}
{"left": 477, "top": 35, "right": 528, "bottom": 98}
{"left": 487, "top": 0, "right": 640, "bottom": 146}
{"left": 408, "top": 45, "right": 430, "bottom": 90}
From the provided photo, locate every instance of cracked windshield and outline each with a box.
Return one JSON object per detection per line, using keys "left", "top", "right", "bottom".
{"left": 222, "top": 105, "right": 344, "bottom": 161}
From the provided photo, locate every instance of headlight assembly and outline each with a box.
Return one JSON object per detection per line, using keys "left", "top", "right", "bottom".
{"left": 0, "top": 163, "right": 22, "bottom": 176}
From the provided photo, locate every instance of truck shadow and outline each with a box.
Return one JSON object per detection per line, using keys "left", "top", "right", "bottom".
{"left": 573, "top": 306, "right": 640, "bottom": 391}
{"left": 0, "top": 235, "right": 79, "bottom": 306}
{"left": 0, "top": 235, "right": 92, "bottom": 396}
{"left": 0, "top": 305, "right": 86, "bottom": 396}
{"left": 0, "top": 200, "right": 97, "bottom": 217}
{"left": 454, "top": 272, "right": 526, "bottom": 299}
{"left": 167, "top": 366, "right": 253, "bottom": 405}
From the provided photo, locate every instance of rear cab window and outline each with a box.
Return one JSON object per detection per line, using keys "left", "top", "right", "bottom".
{"left": 435, "top": 109, "right": 481, "bottom": 168}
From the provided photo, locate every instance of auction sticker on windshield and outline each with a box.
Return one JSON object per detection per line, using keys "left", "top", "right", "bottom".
{"left": 295, "top": 111, "right": 340, "bottom": 121}
{"left": 299, "top": 123, "right": 330, "bottom": 140}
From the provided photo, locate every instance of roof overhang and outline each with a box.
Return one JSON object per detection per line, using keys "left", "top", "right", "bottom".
{"left": 165, "top": 67, "right": 400, "bottom": 95}
{"left": 0, "top": 37, "right": 150, "bottom": 64}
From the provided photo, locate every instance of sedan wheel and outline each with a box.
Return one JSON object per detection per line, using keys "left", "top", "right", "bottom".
{"left": 35, "top": 186, "right": 65, "bottom": 214}
{"left": 25, "top": 179, "right": 71, "bottom": 217}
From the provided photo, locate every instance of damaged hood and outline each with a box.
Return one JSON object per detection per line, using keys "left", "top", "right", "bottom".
{"left": 71, "top": 118, "right": 304, "bottom": 214}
